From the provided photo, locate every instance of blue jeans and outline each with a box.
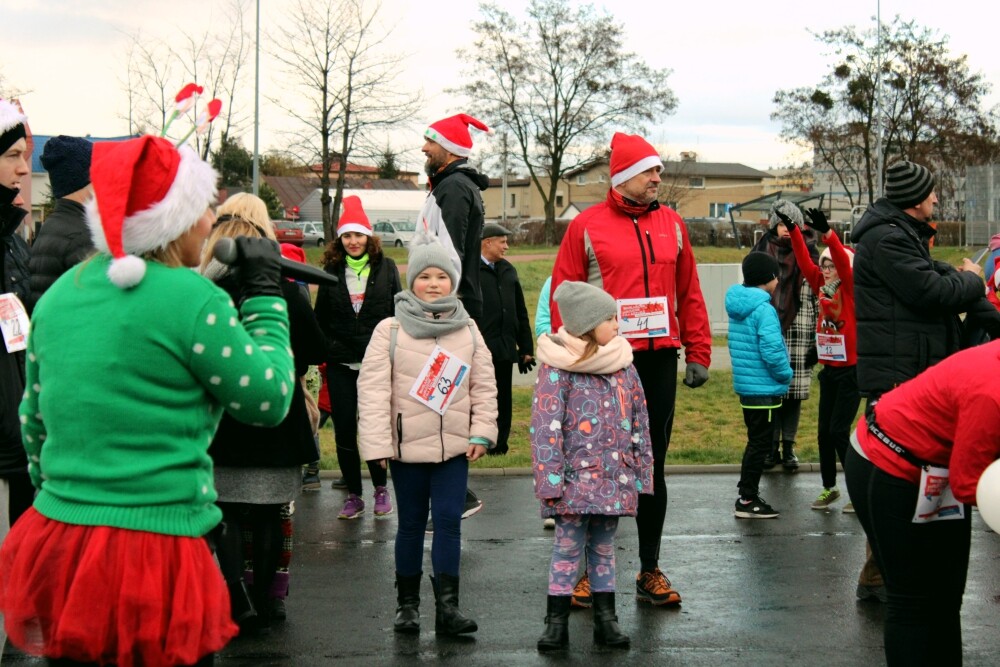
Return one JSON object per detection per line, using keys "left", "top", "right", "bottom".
{"left": 389, "top": 455, "right": 468, "bottom": 577}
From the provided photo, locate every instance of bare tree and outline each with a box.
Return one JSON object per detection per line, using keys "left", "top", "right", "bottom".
{"left": 456, "top": 0, "right": 677, "bottom": 243}
{"left": 120, "top": 0, "right": 251, "bottom": 157}
{"left": 270, "top": 0, "right": 420, "bottom": 236}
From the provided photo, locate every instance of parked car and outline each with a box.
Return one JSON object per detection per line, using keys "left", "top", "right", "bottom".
{"left": 298, "top": 221, "right": 325, "bottom": 247}
{"left": 273, "top": 219, "right": 304, "bottom": 246}
{"left": 372, "top": 221, "right": 416, "bottom": 247}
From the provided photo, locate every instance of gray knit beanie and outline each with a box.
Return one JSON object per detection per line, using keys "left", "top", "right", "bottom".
{"left": 885, "top": 161, "right": 935, "bottom": 209}
{"left": 406, "top": 238, "right": 459, "bottom": 289}
{"left": 554, "top": 281, "right": 617, "bottom": 336}
{"left": 768, "top": 199, "right": 803, "bottom": 229}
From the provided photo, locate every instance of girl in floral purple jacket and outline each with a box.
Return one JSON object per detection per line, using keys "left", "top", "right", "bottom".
{"left": 531, "top": 281, "right": 653, "bottom": 653}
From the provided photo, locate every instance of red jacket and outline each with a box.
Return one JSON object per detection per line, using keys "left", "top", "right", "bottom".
{"left": 550, "top": 193, "right": 712, "bottom": 366}
{"left": 789, "top": 226, "right": 856, "bottom": 366}
{"left": 855, "top": 340, "right": 1000, "bottom": 504}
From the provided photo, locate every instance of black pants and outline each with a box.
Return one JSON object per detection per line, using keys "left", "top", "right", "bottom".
{"left": 327, "top": 363, "right": 387, "bottom": 495}
{"left": 216, "top": 502, "right": 284, "bottom": 613}
{"left": 6, "top": 470, "right": 33, "bottom": 526}
{"left": 631, "top": 349, "right": 677, "bottom": 571}
{"left": 845, "top": 448, "right": 970, "bottom": 666}
{"left": 737, "top": 404, "right": 777, "bottom": 498}
{"left": 817, "top": 365, "right": 860, "bottom": 488}
{"left": 490, "top": 360, "right": 513, "bottom": 455}
{"left": 771, "top": 397, "right": 802, "bottom": 446}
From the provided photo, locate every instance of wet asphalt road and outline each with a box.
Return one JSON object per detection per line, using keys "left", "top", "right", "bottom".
{"left": 5, "top": 470, "right": 1000, "bottom": 665}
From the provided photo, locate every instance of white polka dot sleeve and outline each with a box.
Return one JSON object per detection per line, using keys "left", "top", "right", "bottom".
{"left": 20, "top": 325, "right": 45, "bottom": 489}
{"left": 189, "top": 294, "right": 295, "bottom": 427}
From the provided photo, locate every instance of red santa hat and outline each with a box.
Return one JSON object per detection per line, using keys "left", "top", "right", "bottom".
{"left": 424, "top": 113, "right": 492, "bottom": 157}
{"left": 609, "top": 132, "right": 663, "bottom": 187}
{"left": 337, "top": 195, "right": 372, "bottom": 237}
{"left": 85, "top": 135, "right": 217, "bottom": 288}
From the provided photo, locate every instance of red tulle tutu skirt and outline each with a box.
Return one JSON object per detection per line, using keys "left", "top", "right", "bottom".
{"left": 0, "top": 508, "right": 238, "bottom": 667}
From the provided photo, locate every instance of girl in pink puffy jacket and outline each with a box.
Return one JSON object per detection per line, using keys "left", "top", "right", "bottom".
{"left": 531, "top": 280, "right": 653, "bottom": 653}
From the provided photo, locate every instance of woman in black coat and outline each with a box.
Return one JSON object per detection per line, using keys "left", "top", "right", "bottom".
{"left": 200, "top": 194, "right": 327, "bottom": 629}
{"left": 313, "top": 196, "right": 401, "bottom": 520}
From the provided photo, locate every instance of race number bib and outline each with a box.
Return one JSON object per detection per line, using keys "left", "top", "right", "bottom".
{"left": 912, "top": 465, "right": 965, "bottom": 523}
{"left": 0, "top": 293, "right": 29, "bottom": 353}
{"left": 616, "top": 297, "right": 670, "bottom": 339}
{"left": 816, "top": 333, "right": 847, "bottom": 362}
{"left": 409, "top": 345, "right": 470, "bottom": 416}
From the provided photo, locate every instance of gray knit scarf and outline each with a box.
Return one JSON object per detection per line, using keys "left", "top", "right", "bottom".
{"left": 394, "top": 291, "right": 470, "bottom": 339}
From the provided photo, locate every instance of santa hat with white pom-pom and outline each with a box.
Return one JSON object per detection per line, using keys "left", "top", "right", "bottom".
{"left": 86, "top": 135, "right": 217, "bottom": 288}
{"left": 423, "top": 113, "right": 493, "bottom": 157}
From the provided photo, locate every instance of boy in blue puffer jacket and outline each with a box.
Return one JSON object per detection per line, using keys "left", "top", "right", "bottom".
{"left": 726, "top": 252, "right": 793, "bottom": 519}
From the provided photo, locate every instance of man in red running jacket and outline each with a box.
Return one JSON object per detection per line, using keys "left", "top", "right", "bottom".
{"left": 550, "top": 132, "right": 711, "bottom": 607}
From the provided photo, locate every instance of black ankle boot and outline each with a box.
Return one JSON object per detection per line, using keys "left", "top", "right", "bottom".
{"left": 431, "top": 573, "right": 477, "bottom": 635}
{"left": 394, "top": 572, "right": 421, "bottom": 634}
{"left": 227, "top": 579, "right": 258, "bottom": 629}
{"left": 763, "top": 442, "right": 780, "bottom": 469}
{"left": 592, "top": 592, "right": 629, "bottom": 648}
{"left": 782, "top": 440, "right": 799, "bottom": 471}
{"left": 537, "top": 595, "right": 571, "bottom": 652}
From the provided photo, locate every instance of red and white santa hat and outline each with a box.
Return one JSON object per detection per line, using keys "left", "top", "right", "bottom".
{"left": 0, "top": 99, "right": 27, "bottom": 155}
{"left": 337, "top": 195, "right": 372, "bottom": 237}
{"left": 609, "top": 132, "right": 663, "bottom": 187}
{"left": 85, "top": 135, "right": 217, "bottom": 288}
{"left": 424, "top": 114, "right": 493, "bottom": 157}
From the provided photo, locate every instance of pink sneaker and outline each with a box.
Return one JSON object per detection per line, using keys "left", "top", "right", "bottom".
{"left": 337, "top": 494, "right": 365, "bottom": 520}
{"left": 374, "top": 486, "right": 393, "bottom": 516}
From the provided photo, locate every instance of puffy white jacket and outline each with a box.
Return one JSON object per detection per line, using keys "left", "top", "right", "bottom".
{"left": 358, "top": 317, "right": 498, "bottom": 463}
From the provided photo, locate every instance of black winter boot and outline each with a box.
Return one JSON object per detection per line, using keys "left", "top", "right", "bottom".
{"left": 782, "top": 440, "right": 799, "bottom": 471}
{"left": 394, "top": 572, "right": 421, "bottom": 634}
{"left": 536, "top": 595, "right": 571, "bottom": 652}
{"left": 430, "top": 573, "right": 478, "bottom": 635}
{"left": 592, "top": 592, "right": 629, "bottom": 648}
{"left": 227, "top": 579, "right": 259, "bottom": 629}
{"left": 763, "top": 441, "right": 780, "bottom": 469}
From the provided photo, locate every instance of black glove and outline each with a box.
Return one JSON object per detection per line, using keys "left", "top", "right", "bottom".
{"left": 234, "top": 236, "right": 282, "bottom": 301}
{"left": 775, "top": 210, "right": 794, "bottom": 227}
{"left": 518, "top": 359, "right": 536, "bottom": 374}
{"left": 683, "top": 362, "right": 708, "bottom": 388}
{"left": 804, "top": 208, "right": 830, "bottom": 234}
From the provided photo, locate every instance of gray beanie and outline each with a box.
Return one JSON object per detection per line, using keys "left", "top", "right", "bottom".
{"left": 885, "top": 160, "right": 935, "bottom": 209}
{"left": 554, "top": 281, "right": 617, "bottom": 336}
{"left": 768, "top": 199, "right": 803, "bottom": 229}
{"left": 407, "top": 238, "right": 459, "bottom": 289}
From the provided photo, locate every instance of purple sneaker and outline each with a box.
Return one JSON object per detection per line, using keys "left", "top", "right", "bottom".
{"left": 337, "top": 494, "right": 365, "bottom": 520}
{"left": 374, "top": 486, "right": 393, "bottom": 516}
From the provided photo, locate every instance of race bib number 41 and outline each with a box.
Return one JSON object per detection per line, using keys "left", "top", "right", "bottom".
{"left": 409, "top": 345, "right": 471, "bottom": 416}
{"left": 617, "top": 297, "right": 670, "bottom": 339}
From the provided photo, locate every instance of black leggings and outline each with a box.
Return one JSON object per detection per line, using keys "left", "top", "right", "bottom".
{"left": 631, "top": 349, "right": 677, "bottom": 571}
{"left": 845, "top": 448, "right": 970, "bottom": 666}
{"left": 327, "top": 363, "right": 388, "bottom": 495}
{"left": 772, "top": 398, "right": 802, "bottom": 446}
{"left": 216, "top": 502, "right": 284, "bottom": 610}
{"left": 817, "top": 365, "right": 860, "bottom": 488}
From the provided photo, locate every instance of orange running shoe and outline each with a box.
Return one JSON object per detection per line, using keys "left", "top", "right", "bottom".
{"left": 635, "top": 568, "right": 682, "bottom": 606}
{"left": 571, "top": 573, "right": 592, "bottom": 608}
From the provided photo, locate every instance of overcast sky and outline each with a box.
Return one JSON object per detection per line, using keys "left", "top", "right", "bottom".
{"left": 4, "top": 0, "right": 998, "bottom": 172}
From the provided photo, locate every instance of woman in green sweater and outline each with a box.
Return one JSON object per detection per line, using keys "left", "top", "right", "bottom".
{"left": 0, "top": 135, "right": 294, "bottom": 667}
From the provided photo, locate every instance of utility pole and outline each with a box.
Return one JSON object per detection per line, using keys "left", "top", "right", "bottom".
{"left": 501, "top": 132, "right": 508, "bottom": 225}
{"left": 252, "top": 0, "right": 261, "bottom": 196}
{"left": 874, "top": 0, "right": 884, "bottom": 201}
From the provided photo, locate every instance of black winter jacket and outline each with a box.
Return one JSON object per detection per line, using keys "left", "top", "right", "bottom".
{"left": 27, "top": 198, "right": 94, "bottom": 313}
{"left": 208, "top": 277, "right": 327, "bottom": 467}
{"left": 314, "top": 255, "right": 401, "bottom": 364}
{"left": 478, "top": 258, "right": 533, "bottom": 363}
{"left": 0, "top": 203, "right": 30, "bottom": 476}
{"left": 428, "top": 160, "right": 489, "bottom": 319}
{"left": 852, "top": 198, "right": 992, "bottom": 397}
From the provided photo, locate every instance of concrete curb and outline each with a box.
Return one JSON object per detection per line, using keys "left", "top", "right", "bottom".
{"left": 321, "top": 462, "right": 838, "bottom": 479}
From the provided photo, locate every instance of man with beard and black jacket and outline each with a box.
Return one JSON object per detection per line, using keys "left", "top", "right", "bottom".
{"left": 28, "top": 135, "right": 95, "bottom": 313}
{"left": 478, "top": 223, "right": 534, "bottom": 455}
{"left": 418, "top": 113, "right": 492, "bottom": 519}
{"left": 0, "top": 100, "right": 32, "bottom": 544}
{"left": 851, "top": 159, "right": 1000, "bottom": 602}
